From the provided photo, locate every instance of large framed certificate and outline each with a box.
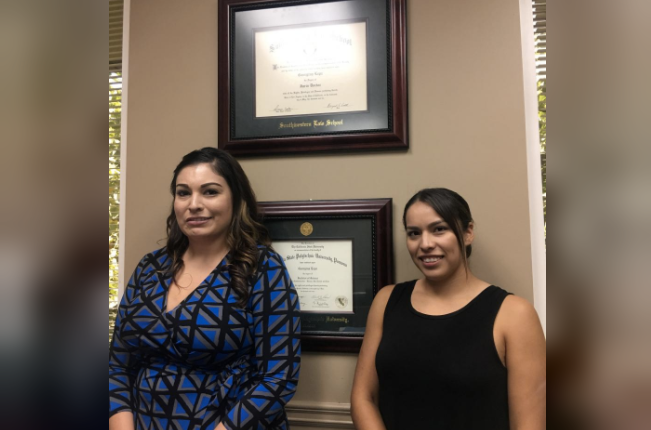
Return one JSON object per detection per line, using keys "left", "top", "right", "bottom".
{"left": 218, "top": 0, "right": 408, "bottom": 156}
{"left": 259, "top": 199, "right": 394, "bottom": 353}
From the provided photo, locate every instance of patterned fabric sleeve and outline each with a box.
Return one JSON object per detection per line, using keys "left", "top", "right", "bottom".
{"left": 108, "top": 254, "right": 150, "bottom": 419}
{"left": 222, "top": 249, "right": 302, "bottom": 430}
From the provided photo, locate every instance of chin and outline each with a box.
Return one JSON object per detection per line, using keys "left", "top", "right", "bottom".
{"left": 424, "top": 273, "right": 445, "bottom": 282}
{"left": 184, "top": 230, "right": 209, "bottom": 237}
{"left": 422, "top": 265, "right": 456, "bottom": 280}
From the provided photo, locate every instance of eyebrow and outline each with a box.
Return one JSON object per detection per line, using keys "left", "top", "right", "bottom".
{"left": 176, "top": 182, "right": 224, "bottom": 188}
{"left": 406, "top": 220, "right": 446, "bottom": 230}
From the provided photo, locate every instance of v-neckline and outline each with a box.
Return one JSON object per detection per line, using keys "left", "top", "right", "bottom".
{"left": 162, "top": 255, "right": 229, "bottom": 314}
{"left": 163, "top": 276, "right": 208, "bottom": 315}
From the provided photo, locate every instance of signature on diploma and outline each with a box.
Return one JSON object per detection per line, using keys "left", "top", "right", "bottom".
{"left": 326, "top": 102, "right": 350, "bottom": 110}
{"left": 311, "top": 294, "right": 331, "bottom": 308}
{"left": 273, "top": 105, "right": 293, "bottom": 113}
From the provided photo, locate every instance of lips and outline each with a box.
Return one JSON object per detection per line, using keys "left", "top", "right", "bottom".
{"left": 419, "top": 255, "right": 443, "bottom": 266}
{"left": 186, "top": 217, "right": 212, "bottom": 225}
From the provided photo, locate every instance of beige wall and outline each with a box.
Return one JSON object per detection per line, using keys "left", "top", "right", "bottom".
{"left": 124, "top": 0, "right": 533, "bottom": 427}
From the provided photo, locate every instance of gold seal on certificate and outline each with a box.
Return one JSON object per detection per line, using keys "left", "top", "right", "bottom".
{"left": 273, "top": 240, "right": 354, "bottom": 313}
{"left": 300, "top": 222, "right": 314, "bottom": 236}
{"left": 255, "top": 21, "right": 368, "bottom": 118}
{"left": 335, "top": 296, "right": 349, "bottom": 309}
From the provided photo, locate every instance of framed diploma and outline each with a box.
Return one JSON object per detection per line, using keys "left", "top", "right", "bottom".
{"left": 259, "top": 199, "right": 394, "bottom": 353}
{"left": 218, "top": 0, "right": 408, "bottom": 156}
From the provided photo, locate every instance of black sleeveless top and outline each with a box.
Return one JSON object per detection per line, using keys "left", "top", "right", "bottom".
{"left": 375, "top": 280, "right": 511, "bottom": 429}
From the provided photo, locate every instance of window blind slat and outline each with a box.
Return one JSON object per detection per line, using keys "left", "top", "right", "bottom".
{"left": 109, "top": 0, "right": 124, "bottom": 72}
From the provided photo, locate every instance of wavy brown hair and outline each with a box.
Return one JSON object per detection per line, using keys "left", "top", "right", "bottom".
{"left": 165, "top": 147, "right": 271, "bottom": 307}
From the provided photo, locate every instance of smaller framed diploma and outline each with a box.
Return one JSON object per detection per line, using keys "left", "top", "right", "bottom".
{"left": 273, "top": 240, "right": 355, "bottom": 313}
{"left": 259, "top": 198, "right": 394, "bottom": 353}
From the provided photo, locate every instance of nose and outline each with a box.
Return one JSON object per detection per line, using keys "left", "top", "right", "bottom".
{"left": 419, "top": 232, "right": 436, "bottom": 251}
{"left": 189, "top": 193, "right": 204, "bottom": 212}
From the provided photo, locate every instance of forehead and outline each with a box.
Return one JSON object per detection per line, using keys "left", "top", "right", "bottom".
{"left": 405, "top": 201, "right": 444, "bottom": 225}
{"left": 176, "top": 163, "right": 225, "bottom": 184}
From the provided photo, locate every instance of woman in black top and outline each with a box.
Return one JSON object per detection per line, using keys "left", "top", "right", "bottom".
{"left": 351, "top": 188, "right": 545, "bottom": 429}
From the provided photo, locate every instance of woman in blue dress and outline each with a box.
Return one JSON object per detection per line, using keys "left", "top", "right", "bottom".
{"left": 109, "top": 148, "right": 301, "bottom": 430}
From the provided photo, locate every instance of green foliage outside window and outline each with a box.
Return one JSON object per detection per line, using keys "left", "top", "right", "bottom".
{"left": 539, "top": 79, "right": 546, "bottom": 232}
{"left": 533, "top": 0, "right": 546, "bottom": 236}
{"left": 109, "top": 72, "right": 122, "bottom": 343}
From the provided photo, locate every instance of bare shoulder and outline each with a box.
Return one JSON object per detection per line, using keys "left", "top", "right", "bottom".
{"left": 497, "top": 295, "right": 545, "bottom": 340}
{"left": 376, "top": 284, "right": 397, "bottom": 301}
{"left": 371, "top": 284, "right": 397, "bottom": 311}
{"left": 364, "top": 284, "right": 397, "bottom": 328}
{"left": 501, "top": 295, "right": 540, "bottom": 321}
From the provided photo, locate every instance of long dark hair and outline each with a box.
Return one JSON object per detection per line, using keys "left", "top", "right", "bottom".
{"left": 403, "top": 188, "right": 474, "bottom": 268}
{"left": 165, "top": 147, "right": 271, "bottom": 307}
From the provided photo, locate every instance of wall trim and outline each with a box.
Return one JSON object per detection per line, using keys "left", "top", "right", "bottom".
{"left": 287, "top": 401, "right": 354, "bottom": 429}
{"left": 518, "top": 0, "right": 546, "bottom": 334}
{"left": 288, "top": 418, "right": 354, "bottom": 429}
{"left": 117, "top": 0, "right": 131, "bottom": 300}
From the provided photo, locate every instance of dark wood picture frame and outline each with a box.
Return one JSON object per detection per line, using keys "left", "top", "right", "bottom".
{"left": 218, "top": 0, "right": 408, "bottom": 156}
{"left": 259, "top": 199, "right": 394, "bottom": 353}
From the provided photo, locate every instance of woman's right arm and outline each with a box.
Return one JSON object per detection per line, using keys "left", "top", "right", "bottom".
{"left": 109, "top": 255, "right": 152, "bottom": 429}
{"left": 109, "top": 297, "right": 139, "bottom": 430}
{"left": 350, "top": 285, "right": 395, "bottom": 430}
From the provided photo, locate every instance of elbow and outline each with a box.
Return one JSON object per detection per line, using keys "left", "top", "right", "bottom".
{"left": 351, "top": 387, "right": 379, "bottom": 416}
{"left": 350, "top": 395, "right": 380, "bottom": 428}
{"left": 350, "top": 394, "right": 362, "bottom": 419}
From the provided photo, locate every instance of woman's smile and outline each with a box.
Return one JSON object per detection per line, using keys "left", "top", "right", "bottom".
{"left": 405, "top": 201, "right": 467, "bottom": 282}
{"left": 173, "top": 163, "right": 233, "bottom": 241}
{"left": 419, "top": 255, "right": 444, "bottom": 268}
{"left": 186, "top": 216, "right": 213, "bottom": 226}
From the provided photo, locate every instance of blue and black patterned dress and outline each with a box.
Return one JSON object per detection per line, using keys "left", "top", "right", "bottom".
{"left": 109, "top": 246, "right": 301, "bottom": 430}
